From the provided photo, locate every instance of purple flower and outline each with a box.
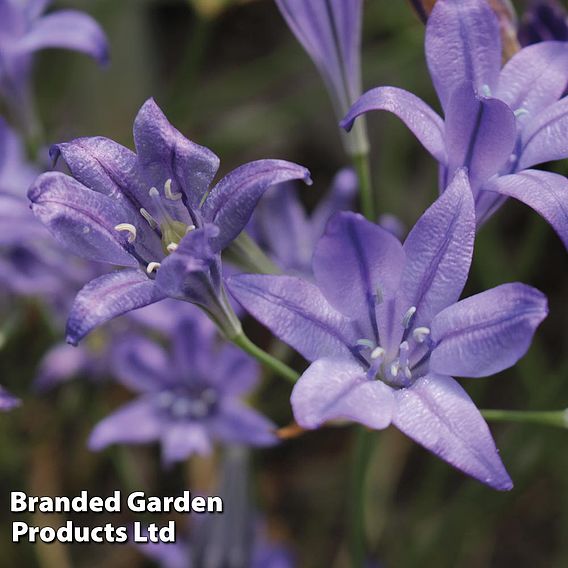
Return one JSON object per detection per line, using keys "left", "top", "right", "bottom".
{"left": 0, "top": 0, "right": 108, "bottom": 128}
{"left": 342, "top": 0, "right": 568, "bottom": 247}
{"left": 253, "top": 167, "right": 357, "bottom": 277}
{"left": 28, "top": 98, "right": 311, "bottom": 345}
{"left": 228, "top": 170, "right": 548, "bottom": 490}
{"left": 518, "top": 0, "right": 568, "bottom": 46}
{"left": 0, "top": 386, "right": 20, "bottom": 411}
{"left": 88, "top": 310, "right": 276, "bottom": 464}
{"left": 275, "top": 0, "right": 368, "bottom": 155}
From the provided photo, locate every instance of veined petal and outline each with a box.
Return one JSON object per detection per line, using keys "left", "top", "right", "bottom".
{"left": 485, "top": 170, "right": 568, "bottom": 249}
{"left": 519, "top": 96, "right": 568, "bottom": 169}
{"left": 133, "top": 98, "right": 220, "bottom": 210}
{"left": 227, "top": 274, "right": 357, "bottom": 362}
{"left": 430, "top": 283, "right": 548, "bottom": 378}
{"left": 313, "top": 211, "right": 405, "bottom": 339}
{"left": 399, "top": 169, "right": 475, "bottom": 330}
{"left": 66, "top": 269, "right": 166, "bottom": 345}
{"left": 88, "top": 398, "right": 162, "bottom": 451}
{"left": 111, "top": 335, "right": 172, "bottom": 393}
{"left": 291, "top": 358, "right": 394, "bottom": 429}
{"left": 202, "top": 159, "right": 312, "bottom": 252}
{"left": 17, "top": 10, "right": 109, "bottom": 64}
{"left": 497, "top": 41, "right": 568, "bottom": 117}
{"left": 445, "top": 83, "right": 516, "bottom": 190}
{"left": 341, "top": 87, "right": 447, "bottom": 163}
{"left": 393, "top": 374, "right": 512, "bottom": 490}
{"left": 425, "top": 0, "right": 501, "bottom": 110}
{"left": 28, "top": 172, "right": 139, "bottom": 267}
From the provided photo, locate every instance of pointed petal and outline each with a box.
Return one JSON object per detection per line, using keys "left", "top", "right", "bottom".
{"left": 497, "top": 41, "right": 568, "bottom": 117}
{"left": 202, "top": 159, "right": 312, "bottom": 251}
{"left": 445, "top": 83, "right": 516, "bottom": 190}
{"left": 0, "top": 387, "right": 21, "bottom": 411}
{"left": 425, "top": 0, "right": 501, "bottom": 110}
{"left": 211, "top": 345, "right": 259, "bottom": 396}
{"left": 484, "top": 170, "right": 568, "bottom": 249}
{"left": 111, "top": 335, "right": 172, "bottom": 393}
{"left": 17, "top": 10, "right": 109, "bottom": 64}
{"left": 291, "top": 358, "right": 394, "bottom": 429}
{"left": 227, "top": 274, "right": 357, "bottom": 362}
{"left": 430, "top": 283, "right": 548, "bottom": 378}
{"left": 28, "top": 172, "right": 139, "bottom": 267}
{"left": 519, "top": 96, "right": 568, "bottom": 169}
{"left": 133, "top": 98, "right": 220, "bottom": 209}
{"left": 399, "top": 169, "right": 475, "bottom": 329}
{"left": 211, "top": 400, "right": 277, "bottom": 446}
{"left": 313, "top": 211, "right": 405, "bottom": 337}
{"left": 393, "top": 374, "right": 512, "bottom": 490}
{"left": 66, "top": 269, "right": 166, "bottom": 345}
{"left": 88, "top": 398, "right": 161, "bottom": 450}
{"left": 35, "top": 343, "right": 93, "bottom": 391}
{"left": 161, "top": 422, "right": 212, "bottom": 464}
{"left": 341, "top": 87, "right": 447, "bottom": 163}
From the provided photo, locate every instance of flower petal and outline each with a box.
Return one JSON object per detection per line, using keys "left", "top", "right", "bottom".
{"left": 430, "top": 283, "right": 548, "bottom": 378}
{"left": 313, "top": 211, "right": 405, "bottom": 338}
{"left": 133, "top": 98, "right": 220, "bottom": 210}
{"left": 35, "top": 343, "right": 93, "bottom": 391}
{"left": 88, "top": 398, "right": 162, "bottom": 450}
{"left": 519, "top": 96, "right": 568, "bottom": 169}
{"left": 66, "top": 269, "right": 166, "bottom": 345}
{"left": 0, "top": 387, "right": 21, "bottom": 411}
{"left": 341, "top": 86, "right": 447, "bottom": 163}
{"left": 291, "top": 358, "right": 394, "bottom": 429}
{"left": 161, "top": 422, "right": 212, "bottom": 464}
{"left": 445, "top": 83, "right": 516, "bottom": 190}
{"left": 393, "top": 374, "right": 512, "bottom": 490}
{"left": 111, "top": 335, "right": 172, "bottom": 393}
{"left": 227, "top": 274, "right": 357, "bottom": 362}
{"left": 497, "top": 41, "right": 568, "bottom": 117}
{"left": 28, "top": 172, "right": 139, "bottom": 267}
{"left": 202, "top": 159, "right": 312, "bottom": 251}
{"left": 484, "top": 170, "right": 568, "bottom": 249}
{"left": 210, "top": 399, "right": 277, "bottom": 447}
{"left": 399, "top": 169, "right": 475, "bottom": 330}
{"left": 17, "top": 10, "right": 109, "bottom": 64}
{"left": 425, "top": 0, "right": 501, "bottom": 110}
{"left": 210, "top": 345, "right": 259, "bottom": 396}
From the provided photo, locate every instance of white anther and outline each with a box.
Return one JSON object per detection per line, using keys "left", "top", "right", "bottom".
{"left": 164, "top": 178, "right": 182, "bottom": 201}
{"left": 167, "top": 242, "right": 179, "bottom": 253}
{"left": 140, "top": 207, "right": 158, "bottom": 229}
{"left": 374, "top": 286, "right": 383, "bottom": 305}
{"left": 356, "top": 339, "right": 375, "bottom": 349}
{"left": 114, "top": 223, "right": 137, "bottom": 243}
{"left": 402, "top": 306, "right": 417, "bottom": 329}
{"left": 514, "top": 108, "right": 529, "bottom": 118}
{"left": 149, "top": 186, "right": 160, "bottom": 198}
{"left": 371, "top": 346, "right": 385, "bottom": 360}
{"left": 404, "top": 367, "right": 412, "bottom": 380}
{"left": 186, "top": 224, "right": 196, "bottom": 234}
{"left": 413, "top": 326, "right": 431, "bottom": 343}
{"left": 481, "top": 84, "right": 491, "bottom": 97}
{"left": 390, "top": 361, "right": 400, "bottom": 377}
{"left": 146, "top": 261, "right": 161, "bottom": 274}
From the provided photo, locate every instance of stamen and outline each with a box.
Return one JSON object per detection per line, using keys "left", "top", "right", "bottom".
{"left": 164, "top": 179, "right": 182, "bottom": 201}
{"left": 146, "top": 261, "right": 161, "bottom": 274}
{"left": 402, "top": 306, "right": 417, "bottom": 329}
{"left": 114, "top": 223, "right": 137, "bottom": 243}
{"left": 481, "top": 84, "right": 491, "bottom": 97}
{"left": 374, "top": 286, "right": 383, "bottom": 305}
{"left": 390, "top": 361, "right": 400, "bottom": 378}
{"left": 167, "top": 242, "right": 178, "bottom": 253}
{"left": 399, "top": 341, "right": 410, "bottom": 368}
{"left": 149, "top": 186, "right": 160, "bottom": 199}
{"left": 514, "top": 108, "right": 529, "bottom": 118}
{"left": 413, "top": 327, "right": 431, "bottom": 343}
{"left": 140, "top": 207, "right": 158, "bottom": 229}
{"left": 371, "top": 346, "right": 385, "bottom": 360}
{"left": 356, "top": 339, "right": 375, "bottom": 349}
{"left": 186, "top": 224, "right": 196, "bottom": 233}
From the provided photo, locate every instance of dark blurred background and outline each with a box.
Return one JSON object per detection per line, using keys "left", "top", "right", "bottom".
{"left": 1, "top": 0, "right": 568, "bottom": 566}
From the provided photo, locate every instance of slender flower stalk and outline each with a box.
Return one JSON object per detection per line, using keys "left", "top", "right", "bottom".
{"left": 481, "top": 409, "right": 568, "bottom": 428}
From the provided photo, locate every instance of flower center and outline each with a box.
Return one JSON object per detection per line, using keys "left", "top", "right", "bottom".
{"left": 155, "top": 386, "right": 218, "bottom": 421}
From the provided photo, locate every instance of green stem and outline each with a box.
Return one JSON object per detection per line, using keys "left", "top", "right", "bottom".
{"left": 481, "top": 408, "right": 568, "bottom": 428}
{"left": 349, "top": 427, "right": 374, "bottom": 568}
{"left": 352, "top": 152, "right": 375, "bottom": 221}
{"left": 225, "top": 231, "right": 281, "bottom": 275}
{"left": 232, "top": 332, "right": 299, "bottom": 384}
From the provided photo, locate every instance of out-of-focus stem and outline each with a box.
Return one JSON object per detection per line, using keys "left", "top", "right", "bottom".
{"left": 349, "top": 427, "right": 374, "bottom": 568}
{"left": 352, "top": 151, "right": 375, "bottom": 221}
{"left": 225, "top": 231, "right": 281, "bottom": 275}
{"left": 482, "top": 408, "right": 568, "bottom": 428}
{"left": 232, "top": 332, "right": 299, "bottom": 384}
